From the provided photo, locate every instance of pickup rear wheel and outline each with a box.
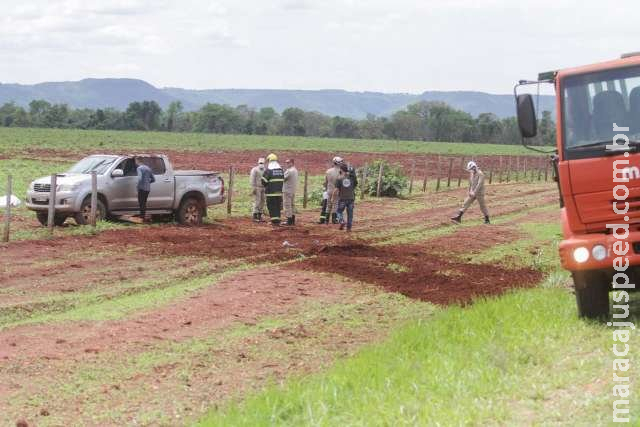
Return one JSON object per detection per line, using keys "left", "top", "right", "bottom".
{"left": 572, "top": 270, "right": 610, "bottom": 320}
{"left": 74, "top": 198, "right": 106, "bottom": 225}
{"left": 36, "top": 212, "right": 67, "bottom": 227}
{"left": 177, "top": 197, "right": 204, "bottom": 226}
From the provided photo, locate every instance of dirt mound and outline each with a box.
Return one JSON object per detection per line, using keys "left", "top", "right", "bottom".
{"left": 294, "top": 241, "right": 542, "bottom": 305}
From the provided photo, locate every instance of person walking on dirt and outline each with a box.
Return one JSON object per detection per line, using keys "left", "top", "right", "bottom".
{"left": 135, "top": 157, "right": 155, "bottom": 222}
{"left": 249, "top": 158, "right": 266, "bottom": 222}
{"left": 262, "top": 153, "right": 285, "bottom": 226}
{"left": 336, "top": 163, "right": 358, "bottom": 231}
{"left": 451, "top": 161, "right": 490, "bottom": 224}
{"left": 322, "top": 156, "right": 343, "bottom": 224}
{"left": 283, "top": 158, "right": 299, "bottom": 226}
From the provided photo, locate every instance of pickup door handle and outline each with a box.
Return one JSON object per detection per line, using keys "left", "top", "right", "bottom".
{"left": 163, "top": 178, "right": 172, "bottom": 183}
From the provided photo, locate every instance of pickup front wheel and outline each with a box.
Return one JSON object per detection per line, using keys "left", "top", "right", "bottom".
{"left": 572, "top": 270, "right": 610, "bottom": 320}
{"left": 75, "top": 198, "right": 107, "bottom": 225}
{"left": 177, "top": 197, "right": 204, "bottom": 226}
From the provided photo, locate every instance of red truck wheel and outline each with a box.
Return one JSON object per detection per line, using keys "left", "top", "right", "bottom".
{"left": 572, "top": 270, "right": 610, "bottom": 320}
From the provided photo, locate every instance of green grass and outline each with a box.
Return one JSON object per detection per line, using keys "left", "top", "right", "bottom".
{"left": 0, "top": 127, "right": 540, "bottom": 156}
{"left": 198, "top": 287, "right": 630, "bottom": 426}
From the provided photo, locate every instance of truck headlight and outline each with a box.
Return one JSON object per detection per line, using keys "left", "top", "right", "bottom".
{"left": 592, "top": 245, "right": 607, "bottom": 261}
{"left": 57, "top": 184, "right": 79, "bottom": 192}
{"left": 573, "top": 247, "right": 590, "bottom": 263}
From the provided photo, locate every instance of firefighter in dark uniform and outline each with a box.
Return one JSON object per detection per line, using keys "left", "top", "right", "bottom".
{"left": 262, "top": 153, "right": 285, "bottom": 225}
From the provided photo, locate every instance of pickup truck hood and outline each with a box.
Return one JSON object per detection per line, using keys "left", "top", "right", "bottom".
{"left": 33, "top": 173, "right": 89, "bottom": 186}
{"left": 568, "top": 153, "right": 640, "bottom": 228}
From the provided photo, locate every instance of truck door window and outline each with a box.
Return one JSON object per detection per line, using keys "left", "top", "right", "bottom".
{"left": 116, "top": 158, "right": 137, "bottom": 176}
{"left": 138, "top": 157, "right": 166, "bottom": 175}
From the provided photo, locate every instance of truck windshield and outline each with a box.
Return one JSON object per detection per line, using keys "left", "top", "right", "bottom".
{"left": 563, "top": 65, "right": 640, "bottom": 157}
{"left": 67, "top": 156, "right": 117, "bottom": 175}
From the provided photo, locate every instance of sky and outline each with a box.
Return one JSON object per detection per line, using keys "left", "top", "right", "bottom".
{"left": 1, "top": 0, "right": 640, "bottom": 94}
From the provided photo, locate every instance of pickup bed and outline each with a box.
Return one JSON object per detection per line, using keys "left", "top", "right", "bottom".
{"left": 26, "top": 154, "right": 225, "bottom": 226}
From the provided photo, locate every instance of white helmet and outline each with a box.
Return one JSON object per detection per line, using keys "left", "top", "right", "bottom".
{"left": 466, "top": 161, "right": 478, "bottom": 171}
{"left": 332, "top": 156, "right": 343, "bottom": 165}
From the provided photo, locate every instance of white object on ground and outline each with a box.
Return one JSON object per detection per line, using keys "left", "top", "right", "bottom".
{"left": 282, "top": 240, "right": 296, "bottom": 247}
{"left": 0, "top": 195, "right": 21, "bottom": 208}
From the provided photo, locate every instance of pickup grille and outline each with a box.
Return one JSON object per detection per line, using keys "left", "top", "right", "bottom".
{"left": 34, "top": 183, "right": 51, "bottom": 193}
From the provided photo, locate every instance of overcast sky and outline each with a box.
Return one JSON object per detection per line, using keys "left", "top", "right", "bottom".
{"left": 1, "top": 0, "right": 639, "bottom": 94}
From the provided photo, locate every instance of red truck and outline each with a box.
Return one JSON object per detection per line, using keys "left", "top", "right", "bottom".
{"left": 516, "top": 53, "right": 640, "bottom": 319}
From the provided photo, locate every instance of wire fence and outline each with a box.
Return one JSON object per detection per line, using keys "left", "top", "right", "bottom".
{"left": 0, "top": 154, "right": 553, "bottom": 244}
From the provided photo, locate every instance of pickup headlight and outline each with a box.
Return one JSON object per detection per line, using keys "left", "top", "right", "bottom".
{"left": 57, "top": 183, "right": 80, "bottom": 192}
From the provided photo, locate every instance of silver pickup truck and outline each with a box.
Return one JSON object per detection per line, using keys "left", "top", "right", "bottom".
{"left": 26, "top": 154, "right": 225, "bottom": 226}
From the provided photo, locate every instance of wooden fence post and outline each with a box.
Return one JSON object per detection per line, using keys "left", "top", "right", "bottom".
{"left": 3, "top": 175, "right": 11, "bottom": 243}
{"left": 409, "top": 160, "right": 415, "bottom": 194}
{"left": 376, "top": 163, "right": 384, "bottom": 197}
{"left": 489, "top": 170, "right": 493, "bottom": 185}
{"left": 422, "top": 159, "right": 428, "bottom": 192}
{"left": 457, "top": 157, "right": 464, "bottom": 187}
{"left": 302, "top": 171, "right": 308, "bottom": 208}
{"left": 446, "top": 158, "right": 454, "bottom": 188}
{"left": 48, "top": 174, "right": 57, "bottom": 234}
{"left": 360, "top": 165, "right": 367, "bottom": 200}
{"left": 523, "top": 157, "right": 528, "bottom": 180}
{"left": 90, "top": 171, "right": 98, "bottom": 227}
{"left": 226, "top": 166, "right": 234, "bottom": 215}
{"left": 545, "top": 163, "right": 549, "bottom": 182}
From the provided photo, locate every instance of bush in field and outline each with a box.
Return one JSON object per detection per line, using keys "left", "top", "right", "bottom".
{"left": 308, "top": 187, "right": 324, "bottom": 206}
{"left": 359, "top": 160, "right": 408, "bottom": 197}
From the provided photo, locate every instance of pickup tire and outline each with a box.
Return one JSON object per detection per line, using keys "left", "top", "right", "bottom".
{"left": 36, "top": 212, "right": 67, "bottom": 226}
{"left": 572, "top": 270, "right": 610, "bottom": 320}
{"left": 177, "top": 197, "right": 204, "bottom": 226}
{"left": 74, "top": 198, "right": 107, "bottom": 225}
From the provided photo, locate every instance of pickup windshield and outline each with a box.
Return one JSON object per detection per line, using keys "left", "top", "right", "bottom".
{"left": 67, "top": 156, "right": 118, "bottom": 175}
{"left": 563, "top": 65, "right": 640, "bottom": 158}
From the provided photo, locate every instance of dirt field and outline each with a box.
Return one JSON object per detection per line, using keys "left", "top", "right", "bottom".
{"left": 0, "top": 175, "right": 559, "bottom": 425}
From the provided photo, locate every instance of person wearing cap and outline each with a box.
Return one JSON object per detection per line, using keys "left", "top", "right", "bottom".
{"left": 283, "top": 158, "right": 299, "bottom": 226}
{"left": 249, "top": 157, "right": 266, "bottom": 222}
{"left": 336, "top": 163, "right": 358, "bottom": 231}
{"left": 262, "top": 153, "right": 285, "bottom": 226}
{"left": 321, "top": 156, "right": 343, "bottom": 224}
{"left": 451, "top": 160, "right": 490, "bottom": 224}
{"left": 134, "top": 156, "right": 155, "bottom": 222}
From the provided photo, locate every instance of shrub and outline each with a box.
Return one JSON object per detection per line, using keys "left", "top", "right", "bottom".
{"left": 359, "top": 160, "right": 408, "bottom": 197}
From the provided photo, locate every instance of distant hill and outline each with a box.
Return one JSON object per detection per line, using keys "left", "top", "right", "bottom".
{"left": 0, "top": 78, "right": 555, "bottom": 119}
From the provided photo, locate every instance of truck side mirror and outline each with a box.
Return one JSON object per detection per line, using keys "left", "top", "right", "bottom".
{"left": 111, "top": 169, "right": 124, "bottom": 178}
{"left": 516, "top": 94, "right": 538, "bottom": 138}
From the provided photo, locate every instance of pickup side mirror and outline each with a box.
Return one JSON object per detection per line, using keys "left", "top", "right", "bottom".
{"left": 111, "top": 169, "right": 124, "bottom": 178}
{"left": 516, "top": 94, "right": 538, "bottom": 138}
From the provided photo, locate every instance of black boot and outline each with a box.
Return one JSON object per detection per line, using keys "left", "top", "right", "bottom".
{"left": 331, "top": 213, "right": 339, "bottom": 224}
{"left": 286, "top": 217, "right": 293, "bottom": 226}
{"left": 292, "top": 215, "right": 296, "bottom": 225}
{"left": 484, "top": 215, "right": 490, "bottom": 224}
{"left": 450, "top": 211, "right": 463, "bottom": 224}
{"left": 319, "top": 217, "right": 326, "bottom": 224}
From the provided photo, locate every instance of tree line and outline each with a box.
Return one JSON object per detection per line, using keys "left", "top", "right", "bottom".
{"left": 0, "top": 99, "right": 555, "bottom": 145}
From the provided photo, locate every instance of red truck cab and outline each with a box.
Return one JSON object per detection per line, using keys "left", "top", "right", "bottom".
{"left": 516, "top": 54, "right": 640, "bottom": 319}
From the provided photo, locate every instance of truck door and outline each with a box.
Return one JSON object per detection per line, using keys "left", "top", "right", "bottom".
{"left": 109, "top": 158, "right": 138, "bottom": 210}
{"left": 141, "top": 157, "right": 174, "bottom": 209}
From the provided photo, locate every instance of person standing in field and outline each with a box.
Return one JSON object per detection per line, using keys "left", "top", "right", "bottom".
{"left": 283, "top": 158, "right": 299, "bottom": 226}
{"left": 249, "top": 157, "right": 266, "bottom": 222}
{"left": 451, "top": 160, "right": 490, "bottom": 224}
{"left": 322, "top": 156, "right": 342, "bottom": 224}
{"left": 336, "top": 163, "right": 358, "bottom": 231}
{"left": 262, "top": 153, "right": 285, "bottom": 226}
{"left": 135, "top": 157, "right": 155, "bottom": 222}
